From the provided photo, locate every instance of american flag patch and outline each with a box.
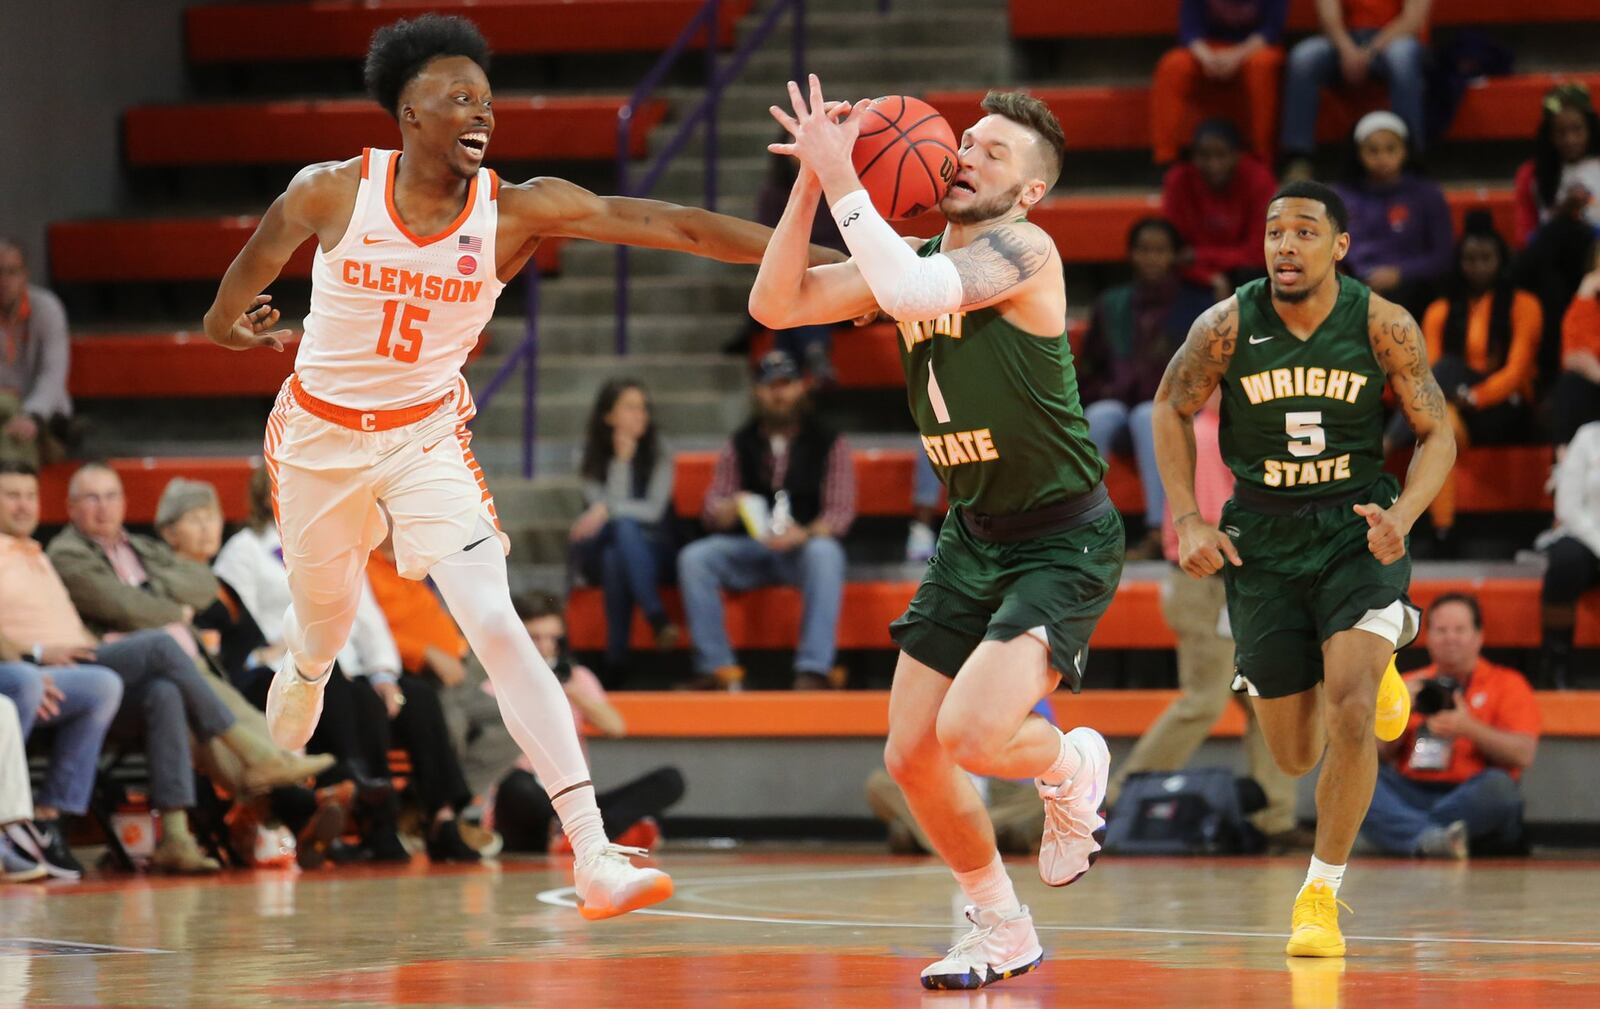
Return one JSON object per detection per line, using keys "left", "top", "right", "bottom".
{"left": 459, "top": 235, "right": 483, "bottom": 253}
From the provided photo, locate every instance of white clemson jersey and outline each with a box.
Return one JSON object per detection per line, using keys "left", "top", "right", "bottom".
{"left": 295, "top": 147, "right": 506, "bottom": 410}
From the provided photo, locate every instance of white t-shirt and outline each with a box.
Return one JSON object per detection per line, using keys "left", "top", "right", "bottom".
{"left": 213, "top": 525, "right": 401, "bottom": 680}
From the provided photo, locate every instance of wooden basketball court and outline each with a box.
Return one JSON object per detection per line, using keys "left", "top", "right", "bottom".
{"left": 3, "top": 850, "right": 1597, "bottom": 1007}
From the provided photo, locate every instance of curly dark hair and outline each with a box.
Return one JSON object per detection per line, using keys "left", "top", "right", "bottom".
{"left": 363, "top": 14, "right": 491, "bottom": 118}
{"left": 579, "top": 379, "right": 660, "bottom": 497}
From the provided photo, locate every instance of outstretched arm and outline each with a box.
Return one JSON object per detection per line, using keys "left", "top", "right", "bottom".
{"left": 1363, "top": 295, "right": 1455, "bottom": 563}
{"left": 749, "top": 166, "right": 880, "bottom": 328}
{"left": 500, "top": 176, "right": 843, "bottom": 267}
{"left": 1152, "top": 297, "right": 1243, "bottom": 576}
{"left": 203, "top": 161, "right": 344, "bottom": 351}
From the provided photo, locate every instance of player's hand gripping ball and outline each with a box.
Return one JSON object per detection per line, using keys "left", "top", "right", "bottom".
{"left": 851, "top": 96, "right": 959, "bottom": 220}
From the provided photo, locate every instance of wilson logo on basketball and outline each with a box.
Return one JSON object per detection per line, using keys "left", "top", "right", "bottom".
{"left": 457, "top": 255, "right": 477, "bottom": 276}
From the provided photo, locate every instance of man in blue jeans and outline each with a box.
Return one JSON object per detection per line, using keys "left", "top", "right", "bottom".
{"left": 0, "top": 657, "right": 122, "bottom": 879}
{"left": 1361, "top": 593, "right": 1540, "bottom": 859}
{"left": 1279, "top": 0, "right": 1432, "bottom": 173}
{"left": 677, "top": 351, "right": 856, "bottom": 690}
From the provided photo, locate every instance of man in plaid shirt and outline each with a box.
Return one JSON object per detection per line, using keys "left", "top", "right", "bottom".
{"left": 677, "top": 351, "right": 856, "bottom": 689}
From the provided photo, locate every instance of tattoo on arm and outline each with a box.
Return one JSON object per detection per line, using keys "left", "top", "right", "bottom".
{"left": 950, "top": 225, "right": 1053, "bottom": 304}
{"left": 1371, "top": 304, "right": 1446, "bottom": 425}
{"left": 1158, "top": 299, "right": 1237, "bottom": 413}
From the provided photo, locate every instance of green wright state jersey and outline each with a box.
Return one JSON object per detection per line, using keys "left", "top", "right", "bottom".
{"left": 896, "top": 233, "right": 1105, "bottom": 516}
{"left": 1220, "top": 275, "right": 1387, "bottom": 498}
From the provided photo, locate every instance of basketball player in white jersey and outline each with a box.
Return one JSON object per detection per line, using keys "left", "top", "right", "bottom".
{"left": 202, "top": 15, "right": 836, "bottom": 919}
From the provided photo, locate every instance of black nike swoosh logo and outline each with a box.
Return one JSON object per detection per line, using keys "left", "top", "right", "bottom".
{"left": 463, "top": 535, "right": 495, "bottom": 552}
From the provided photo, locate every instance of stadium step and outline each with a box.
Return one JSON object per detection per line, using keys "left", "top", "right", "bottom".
{"left": 184, "top": 0, "right": 753, "bottom": 64}
{"left": 566, "top": 566, "right": 1600, "bottom": 652}
{"left": 124, "top": 97, "right": 665, "bottom": 167}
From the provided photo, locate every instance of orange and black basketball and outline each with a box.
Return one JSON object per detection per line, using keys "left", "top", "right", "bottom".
{"left": 851, "top": 96, "right": 959, "bottom": 220}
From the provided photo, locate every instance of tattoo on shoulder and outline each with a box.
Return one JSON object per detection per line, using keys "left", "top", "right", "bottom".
{"left": 951, "top": 225, "right": 1053, "bottom": 304}
{"left": 1371, "top": 303, "right": 1446, "bottom": 422}
{"left": 1160, "top": 299, "right": 1237, "bottom": 411}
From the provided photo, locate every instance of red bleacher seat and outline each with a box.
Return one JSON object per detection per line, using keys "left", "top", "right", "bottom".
{"left": 48, "top": 218, "right": 561, "bottom": 284}
{"left": 125, "top": 97, "right": 665, "bottom": 167}
{"left": 603, "top": 690, "right": 1600, "bottom": 738}
{"left": 185, "top": 0, "right": 753, "bottom": 63}
{"left": 894, "top": 188, "right": 1516, "bottom": 266}
{"left": 670, "top": 445, "right": 1551, "bottom": 522}
{"left": 925, "top": 73, "right": 1600, "bottom": 154}
{"left": 567, "top": 573, "right": 1600, "bottom": 653}
{"left": 1008, "top": 0, "right": 1600, "bottom": 39}
{"left": 69, "top": 332, "right": 489, "bottom": 399}
{"left": 37, "top": 458, "right": 256, "bottom": 526}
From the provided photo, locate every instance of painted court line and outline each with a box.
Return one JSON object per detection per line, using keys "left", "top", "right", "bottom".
{"left": 534, "top": 866, "right": 1600, "bottom": 950}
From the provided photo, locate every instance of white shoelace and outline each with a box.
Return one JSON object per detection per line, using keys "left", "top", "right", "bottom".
{"left": 577, "top": 842, "right": 651, "bottom": 870}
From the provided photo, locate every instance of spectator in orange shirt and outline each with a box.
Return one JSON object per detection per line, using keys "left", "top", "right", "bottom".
{"left": 1555, "top": 261, "right": 1600, "bottom": 446}
{"left": 1148, "top": 1, "right": 1288, "bottom": 167}
{"left": 366, "top": 541, "right": 520, "bottom": 830}
{"left": 1360, "top": 594, "right": 1540, "bottom": 858}
{"left": 1385, "top": 214, "right": 1541, "bottom": 554}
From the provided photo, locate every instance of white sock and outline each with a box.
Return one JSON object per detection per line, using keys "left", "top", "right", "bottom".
{"left": 1039, "top": 728, "right": 1083, "bottom": 788}
{"left": 1304, "top": 856, "right": 1346, "bottom": 896}
{"left": 429, "top": 523, "right": 610, "bottom": 859}
{"left": 551, "top": 785, "right": 609, "bottom": 862}
{"left": 953, "top": 852, "right": 1021, "bottom": 916}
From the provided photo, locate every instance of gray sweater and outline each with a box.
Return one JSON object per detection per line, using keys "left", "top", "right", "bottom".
{"left": 581, "top": 451, "right": 673, "bottom": 526}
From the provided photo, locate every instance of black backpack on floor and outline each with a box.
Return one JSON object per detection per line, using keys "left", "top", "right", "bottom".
{"left": 1104, "top": 768, "right": 1266, "bottom": 856}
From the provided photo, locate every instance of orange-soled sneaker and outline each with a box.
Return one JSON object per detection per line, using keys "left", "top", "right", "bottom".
{"left": 574, "top": 844, "right": 673, "bottom": 921}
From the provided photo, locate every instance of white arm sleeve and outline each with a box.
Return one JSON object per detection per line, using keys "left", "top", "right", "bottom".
{"left": 830, "top": 188, "right": 963, "bottom": 322}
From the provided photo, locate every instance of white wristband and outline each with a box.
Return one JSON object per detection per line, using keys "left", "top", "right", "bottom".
{"left": 829, "top": 189, "right": 963, "bottom": 322}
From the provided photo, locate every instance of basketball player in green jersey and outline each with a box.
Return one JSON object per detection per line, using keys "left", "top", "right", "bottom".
{"left": 1153, "top": 180, "right": 1456, "bottom": 958}
{"left": 751, "top": 76, "right": 1122, "bottom": 990}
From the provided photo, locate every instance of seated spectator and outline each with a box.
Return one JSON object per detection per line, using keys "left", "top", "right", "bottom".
{"left": 366, "top": 539, "right": 510, "bottom": 860}
{"left": 678, "top": 351, "right": 854, "bottom": 690}
{"left": 866, "top": 697, "right": 1050, "bottom": 856}
{"left": 1535, "top": 421, "right": 1600, "bottom": 689}
{"left": 905, "top": 450, "right": 942, "bottom": 565}
{"left": 1556, "top": 261, "right": 1600, "bottom": 445}
{"left": 49, "top": 465, "right": 331, "bottom": 802}
{"left": 214, "top": 468, "right": 416, "bottom": 863}
{"left": 494, "top": 594, "right": 684, "bottom": 853}
{"left": 154, "top": 478, "right": 254, "bottom": 672}
{"left": 1078, "top": 218, "right": 1213, "bottom": 558}
{"left": 0, "top": 645, "right": 121, "bottom": 879}
{"left": 0, "top": 238, "right": 73, "bottom": 468}
{"left": 1333, "top": 111, "right": 1452, "bottom": 316}
{"left": 570, "top": 379, "right": 680, "bottom": 678}
{"left": 1161, "top": 119, "right": 1277, "bottom": 299}
{"left": 1362, "top": 593, "right": 1539, "bottom": 858}
{"left": 1150, "top": 1, "right": 1288, "bottom": 166}
{"left": 1385, "top": 213, "right": 1541, "bottom": 553}
{"left": 1104, "top": 392, "right": 1304, "bottom": 849}
{"left": 1512, "top": 84, "right": 1600, "bottom": 385}
{"left": 0, "top": 462, "right": 328, "bottom": 873}
{"left": 1279, "top": 0, "right": 1431, "bottom": 176}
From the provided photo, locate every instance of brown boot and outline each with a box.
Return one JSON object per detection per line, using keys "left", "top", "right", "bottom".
{"left": 151, "top": 833, "right": 221, "bottom": 875}
{"left": 241, "top": 751, "right": 337, "bottom": 796}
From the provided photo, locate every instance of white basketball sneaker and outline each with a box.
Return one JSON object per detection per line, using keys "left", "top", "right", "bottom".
{"left": 265, "top": 658, "right": 328, "bottom": 751}
{"left": 1036, "top": 726, "right": 1109, "bottom": 886}
{"left": 921, "top": 905, "right": 1044, "bottom": 990}
{"left": 573, "top": 844, "right": 674, "bottom": 921}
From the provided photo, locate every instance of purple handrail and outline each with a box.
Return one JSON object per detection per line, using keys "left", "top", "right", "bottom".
{"left": 614, "top": 0, "right": 809, "bottom": 355}
{"left": 469, "top": 264, "right": 540, "bottom": 478}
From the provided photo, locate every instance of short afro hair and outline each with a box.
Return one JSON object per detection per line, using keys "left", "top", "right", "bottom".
{"left": 1270, "top": 180, "right": 1349, "bottom": 235}
{"left": 364, "top": 14, "right": 491, "bottom": 118}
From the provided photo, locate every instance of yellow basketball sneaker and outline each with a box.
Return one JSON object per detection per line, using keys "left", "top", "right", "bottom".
{"left": 1374, "top": 656, "right": 1410, "bottom": 742}
{"left": 1285, "top": 882, "right": 1350, "bottom": 958}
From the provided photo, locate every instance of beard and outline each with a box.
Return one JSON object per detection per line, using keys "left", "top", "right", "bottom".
{"left": 1271, "top": 281, "right": 1314, "bottom": 303}
{"left": 942, "top": 182, "right": 1024, "bottom": 225}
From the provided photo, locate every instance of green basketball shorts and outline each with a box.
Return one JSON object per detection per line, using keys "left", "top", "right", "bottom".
{"left": 889, "top": 509, "right": 1125, "bottom": 691}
